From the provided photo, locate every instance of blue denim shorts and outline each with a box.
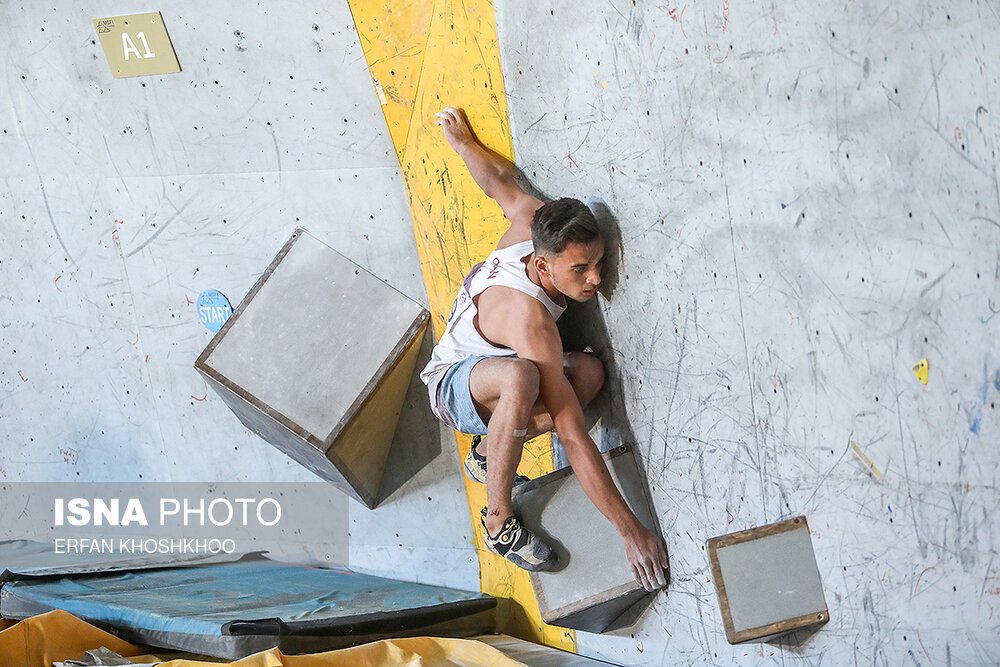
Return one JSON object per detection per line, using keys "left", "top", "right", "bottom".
{"left": 432, "top": 356, "right": 489, "bottom": 436}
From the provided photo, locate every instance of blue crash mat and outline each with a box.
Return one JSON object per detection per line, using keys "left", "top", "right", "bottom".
{"left": 0, "top": 558, "right": 495, "bottom": 658}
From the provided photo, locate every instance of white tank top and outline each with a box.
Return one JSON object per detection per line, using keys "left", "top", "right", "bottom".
{"left": 420, "top": 240, "right": 566, "bottom": 384}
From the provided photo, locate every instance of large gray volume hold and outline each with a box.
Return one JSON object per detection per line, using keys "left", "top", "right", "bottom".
{"left": 195, "top": 229, "right": 429, "bottom": 508}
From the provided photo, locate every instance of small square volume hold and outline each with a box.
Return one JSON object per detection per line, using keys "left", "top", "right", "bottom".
{"left": 707, "top": 516, "right": 829, "bottom": 643}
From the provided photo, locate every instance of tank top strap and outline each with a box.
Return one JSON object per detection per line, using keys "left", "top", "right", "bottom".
{"left": 470, "top": 240, "right": 565, "bottom": 319}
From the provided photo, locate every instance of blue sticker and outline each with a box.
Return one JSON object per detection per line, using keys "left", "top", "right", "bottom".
{"left": 197, "top": 289, "right": 233, "bottom": 332}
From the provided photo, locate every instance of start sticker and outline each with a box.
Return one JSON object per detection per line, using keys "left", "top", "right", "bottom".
{"left": 197, "top": 290, "right": 233, "bottom": 332}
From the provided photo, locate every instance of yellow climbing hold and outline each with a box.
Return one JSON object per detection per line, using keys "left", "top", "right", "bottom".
{"left": 912, "top": 358, "right": 929, "bottom": 385}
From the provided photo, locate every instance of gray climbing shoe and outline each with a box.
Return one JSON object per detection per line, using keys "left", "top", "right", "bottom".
{"left": 481, "top": 508, "right": 557, "bottom": 572}
{"left": 464, "top": 435, "right": 531, "bottom": 486}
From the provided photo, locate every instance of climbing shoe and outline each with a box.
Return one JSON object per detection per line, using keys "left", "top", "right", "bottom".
{"left": 464, "top": 436, "right": 530, "bottom": 486}
{"left": 481, "top": 508, "right": 558, "bottom": 572}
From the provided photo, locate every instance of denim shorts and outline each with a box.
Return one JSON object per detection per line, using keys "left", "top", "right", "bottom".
{"left": 431, "top": 355, "right": 490, "bottom": 436}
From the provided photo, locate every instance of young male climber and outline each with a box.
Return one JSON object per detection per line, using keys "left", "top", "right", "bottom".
{"left": 419, "top": 107, "right": 668, "bottom": 592}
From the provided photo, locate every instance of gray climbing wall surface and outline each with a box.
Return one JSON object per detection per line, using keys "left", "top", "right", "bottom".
{"left": 0, "top": 1, "right": 478, "bottom": 592}
{"left": 496, "top": 0, "right": 999, "bottom": 663}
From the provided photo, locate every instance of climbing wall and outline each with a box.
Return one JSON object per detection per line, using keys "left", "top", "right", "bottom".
{"left": 0, "top": 0, "right": 478, "bottom": 592}
{"left": 494, "top": 0, "right": 1000, "bottom": 663}
{"left": 3, "top": 0, "right": 998, "bottom": 663}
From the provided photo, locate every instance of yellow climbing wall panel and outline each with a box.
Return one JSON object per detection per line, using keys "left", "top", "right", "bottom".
{"left": 347, "top": 0, "right": 577, "bottom": 652}
{"left": 348, "top": 0, "right": 433, "bottom": 160}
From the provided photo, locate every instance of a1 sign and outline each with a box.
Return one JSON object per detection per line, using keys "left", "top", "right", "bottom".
{"left": 93, "top": 12, "right": 181, "bottom": 78}
{"left": 122, "top": 31, "right": 157, "bottom": 60}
